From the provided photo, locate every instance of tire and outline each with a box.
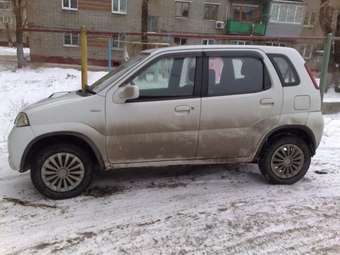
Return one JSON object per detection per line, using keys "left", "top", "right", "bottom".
{"left": 259, "top": 136, "right": 311, "bottom": 185}
{"left": 30, "top": 143, "right": 93, "bottom": 199}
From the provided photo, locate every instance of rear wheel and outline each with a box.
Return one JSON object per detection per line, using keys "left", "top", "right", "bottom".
{"left": 259, "top": 136, "right": 311, "bottom": 184}
{"left": 31, "top": 144, "right": 93, "bottom": 199}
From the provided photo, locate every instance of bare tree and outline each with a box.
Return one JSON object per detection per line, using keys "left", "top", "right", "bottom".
{"left": 12, "top": 0, "right": 27, "bottom": 68}
{"left": 319, "top": 0, "right": 338, "bottom": 88}
{"left": 319, "top": 0, "right": 335, "bottom": 34}
{"left": 4, "top": 22, "right": 14, "bottom": 46}
{"left": 141, "top": 0, "right": 149, "bottom": 50}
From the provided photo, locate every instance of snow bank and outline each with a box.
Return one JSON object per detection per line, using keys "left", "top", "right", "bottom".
{"left": 0, "top": 46, "right": 30, "bottom": 56}
{"left": 0, "top": 66, "right": 106, "bottom": 145}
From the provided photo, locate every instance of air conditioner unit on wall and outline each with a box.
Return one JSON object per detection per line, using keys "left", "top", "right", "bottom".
{"left": 216, "top": 21, "right": 225, "bottom": 30}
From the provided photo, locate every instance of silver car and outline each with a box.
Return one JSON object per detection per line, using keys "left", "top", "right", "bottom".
{"left": 8, "top": 45, "right": 324, "bottom": 199}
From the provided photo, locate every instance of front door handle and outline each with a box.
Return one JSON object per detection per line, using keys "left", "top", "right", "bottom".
{"left": 175, "top": 105, "right": 192, "bottom": 113}
{"left": 260, "top": 98, "right": 275, "bottom": 105}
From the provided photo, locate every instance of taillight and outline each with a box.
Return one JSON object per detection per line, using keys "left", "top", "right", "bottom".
{"left": 305, "top": 63, "right": 319, "bottom": 90}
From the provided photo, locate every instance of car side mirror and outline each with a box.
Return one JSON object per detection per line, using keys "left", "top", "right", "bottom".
{"left": 113, "top": 84, "right": 140, "bottom": 104}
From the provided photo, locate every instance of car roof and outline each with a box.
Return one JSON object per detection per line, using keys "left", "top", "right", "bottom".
{"left": 143, "top": 45, "right": 299, "bottom": 56}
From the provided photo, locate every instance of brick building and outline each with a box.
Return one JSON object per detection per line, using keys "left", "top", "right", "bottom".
{"left": 26, "top": 0, "right": 328, "bottom": 66}
{"left": 0, "top": 0, "right": 15, "bottom": 45}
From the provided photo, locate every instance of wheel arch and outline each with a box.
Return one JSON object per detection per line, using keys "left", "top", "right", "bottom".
{"left": 254, "top": 125, "right": 317, "bottom": 162}
{"left": 21, "top": 132, "right": 105, "bottom": 172}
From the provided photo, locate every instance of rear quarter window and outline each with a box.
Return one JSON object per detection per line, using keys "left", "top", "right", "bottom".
{"left": 268, "top": 54, "right": 300, "bottom": 87}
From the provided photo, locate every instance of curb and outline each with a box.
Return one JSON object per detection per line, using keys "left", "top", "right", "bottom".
{"left": 322, "top": 102, "right": 340, "bottom": 114}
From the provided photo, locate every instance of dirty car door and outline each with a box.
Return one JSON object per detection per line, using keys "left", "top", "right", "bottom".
{"left": 197, "top": 50, "right": 283, "bottom": 160}
{"left": 107, "top": 53, "right": 202, "bottom": 164}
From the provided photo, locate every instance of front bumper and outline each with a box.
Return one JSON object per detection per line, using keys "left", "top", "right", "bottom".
{"left": 8, "top": 126, "right": 35, "bottom": 171}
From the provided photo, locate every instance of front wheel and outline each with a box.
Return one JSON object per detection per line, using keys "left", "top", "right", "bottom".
{"left": 259, "top": 136, "right": 311, "bottom": 185}
{"left": 31, "top": 144, "right": 93, "bottom": 199}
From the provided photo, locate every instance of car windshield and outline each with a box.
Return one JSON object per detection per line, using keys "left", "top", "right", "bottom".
{"left": 90, "top": 53, "right": 149, "bottom": 92}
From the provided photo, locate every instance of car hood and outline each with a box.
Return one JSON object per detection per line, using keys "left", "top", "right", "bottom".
{"left": 24, "top": 91, "right": 83, "bottom": 112}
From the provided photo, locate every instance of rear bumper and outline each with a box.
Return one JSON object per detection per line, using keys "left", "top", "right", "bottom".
{"left": 8, "top": 126, "right": 35, "bottom": 171}
{"left": 307, "top": 112, "right": 324, "bottom": 149}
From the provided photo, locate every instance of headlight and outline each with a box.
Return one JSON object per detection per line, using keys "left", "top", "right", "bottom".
{"left": 14, "top": 112, "right": 30, "bottom": 127}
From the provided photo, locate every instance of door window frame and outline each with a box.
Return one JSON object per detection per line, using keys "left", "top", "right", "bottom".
{"left": 122, "top": 52, "right": 203, "bottom": 102}
{"left": 201, "top": 50, "right": 271, "bottom": 97}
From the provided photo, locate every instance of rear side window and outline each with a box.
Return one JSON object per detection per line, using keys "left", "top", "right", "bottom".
{"left": 207, "top": 56, "right": 269, "bottom": 96}
{"left": 268, "top": 54, "right": 300, "bottom": 87}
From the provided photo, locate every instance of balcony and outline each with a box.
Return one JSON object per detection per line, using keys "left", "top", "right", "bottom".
{"left": 226, "top": 20, "right": 266, "bottom": 36}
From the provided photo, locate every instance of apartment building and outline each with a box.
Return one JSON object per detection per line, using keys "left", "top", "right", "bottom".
{"left": 27, "top": 0, "right": 231, "bottom": 65}
{"left": 0, "top": 0, "right": 15, "bottom": 45}
{"left": 27, "top": 0, "right": 325, "bottom": 66}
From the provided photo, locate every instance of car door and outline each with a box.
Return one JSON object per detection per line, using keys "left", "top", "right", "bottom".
{"left": 197, "top": 50, "right": 283, "bottom": 160}
{"left": 106, "top": 52, "right": 202, "bottom": 164}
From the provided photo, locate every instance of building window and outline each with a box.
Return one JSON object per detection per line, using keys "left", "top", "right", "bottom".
{"left": 113, "top": 34, "right": 125, "bottom": 49}
{"left": 0, "top": 0, "right": 11, "bottom": 9}
{"left": 148, "top": 16, "right": 159, "bottom": 32}
{"left": 64, "top": 33, "right": 79, "bottom": 47}
{"left": 230, "top": 40, "right": 247, "bottom": 45}
{"left": 265, "top": 42, "right": 286, "bottom": 47}
{"left": 175, "top": 1, "right": 190, "bottom": 18}
{"left": 174, "top": 37, "right": 187, "bottom": 45}
{"left": 204, "top": 3, "right": 219, "bottom": 20}
{"left": 112, "top": 0, "right": 127, "bottom": 14}
{"left": 0, "top": 16, "right": 13, "bottom": 25}
{"left": 270, "top": 3, "right": 304, "bottom": 24}
{"left": 301, "top": 45, "right": 314, "bottom": 59}
{"left": 304, "top": 11, "right": 316, "bottom": 27}
{"left": 202, "top": 39, "right": 216, "bottom": 45}
{"left": 231, "top": 4, "right": 260, "bottom": 23}
{"left": 62, "top": 0, "right": 78, "bottom": 10}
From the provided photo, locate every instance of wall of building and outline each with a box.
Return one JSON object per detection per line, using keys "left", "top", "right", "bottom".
{"left": 265, "top": 0, "right": 305, "bottom": 37}
{"left": 0, "top": 0, "right": 15, "bottom": 45}
{"left": 27, "top": 0, "right": 232, "bottom": 65}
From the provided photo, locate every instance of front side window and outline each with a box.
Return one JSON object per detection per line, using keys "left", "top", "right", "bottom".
{"left": 112, "top": 0, "right": 127, "bottom": 14}
{"left": 91, "top": 53, "right": 149, "bottom": 92}
{"left": 176, "top": 1, "right": 190, "bottom": 18}
{"left": 269, "top": 54, "right": 300, "bottom": 86}
{"left": 62, "top": 0, "right": 78, "bottom": 10}
{"left": 204, "top": 3, "right": 219, "bottom": 20}
{"left": 129, "top": 56, "right": 196, "bottom": 99}
{"left": 208, "top": 57, "right": 267, "bottom": 96}
{"left": 64, "top": 33, "right": 79, "bottom": 47}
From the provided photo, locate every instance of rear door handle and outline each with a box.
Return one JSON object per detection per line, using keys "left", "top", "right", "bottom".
{"left": 260, "top": 98, "right": 275, "bottom": 105}
{"left": 175, "top": 105, "right": 192, "bottom": 113}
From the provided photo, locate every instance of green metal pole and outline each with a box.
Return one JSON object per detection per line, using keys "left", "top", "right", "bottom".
{"left": 319, "top": 33, "right": 333, "bottom": 101}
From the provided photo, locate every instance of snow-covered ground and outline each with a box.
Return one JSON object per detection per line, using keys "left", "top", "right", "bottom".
{"left": 0, "top": 46, "right": 30, "bottom": 57}
{"left": 1, "top": 64, "right": 340, "bottom": 254}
